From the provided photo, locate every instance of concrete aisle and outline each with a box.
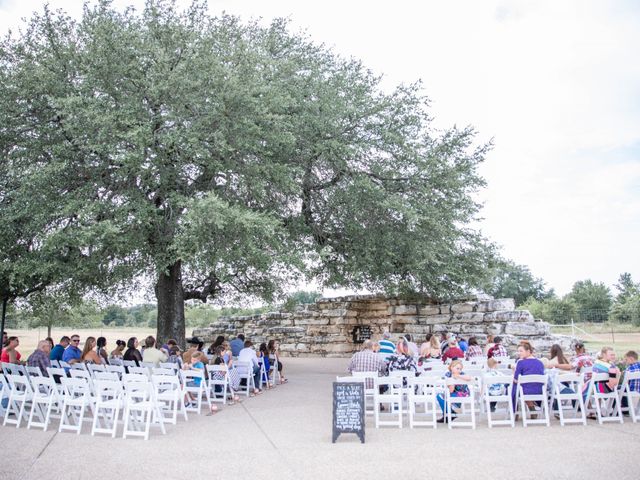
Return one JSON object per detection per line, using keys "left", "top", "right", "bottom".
{"left": 1, "top": 357, "right": 639, "bottom": 480}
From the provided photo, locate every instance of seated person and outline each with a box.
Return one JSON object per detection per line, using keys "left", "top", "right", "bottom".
{"left": 592, "top": 346, "right": 621, "bottom": 394}
{"left": 620, "top": 351, "right": 640, "bottom": 411}
{"left": 238, "top": 340, "right": 262, "bottom": 395}
{"left": 487, "top": 336, "right": 508, "bottom": 358}
{"left": 142, "top": 335, "right": 168, "bottom": 366}
{"left": 547, "top": 344, "right": 572, "bottom": 370}
{"left": 465, "top": 337, "right": 483, "bottom": 360}
{"left": 27, "top": 340, "right": 52, "bottom": 375}
{"left": 441, "top": 338, "right": 464, "bottom": 363}
{"left": 81, "top": 336, "right": 103, "bottom": 364}
{"left": 512, "top": 341, "right": 545, "bottom": 413}
{"left": 436, "top": 359, "right": 473, "bottom": 422}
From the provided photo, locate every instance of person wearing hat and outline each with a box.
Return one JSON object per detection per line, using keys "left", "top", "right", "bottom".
{"left": 182, "top": 337, "right": 202, "bottom": 364}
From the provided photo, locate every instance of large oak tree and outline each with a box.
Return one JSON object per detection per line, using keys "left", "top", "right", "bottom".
{"left": 0, "top": 0, "right": 493, "bottom": 344}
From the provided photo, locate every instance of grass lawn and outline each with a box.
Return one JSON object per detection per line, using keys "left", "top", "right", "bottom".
{"left": 550, "top": 322, "right": 640, "bottom": 357}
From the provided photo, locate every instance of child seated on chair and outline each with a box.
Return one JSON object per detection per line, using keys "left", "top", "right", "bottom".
{"left": 485, "top": 357, "right": 506, "bottom": 411}
{"left": 184, "top": 351, "right": 218, "bottom": 412}
{"left": 436, "top": 359, "right": 473, "bottom": 422}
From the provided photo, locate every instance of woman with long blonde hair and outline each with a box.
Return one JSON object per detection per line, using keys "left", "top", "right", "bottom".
{"left": 81, "top": 336, "right": 103, "bottom": 364}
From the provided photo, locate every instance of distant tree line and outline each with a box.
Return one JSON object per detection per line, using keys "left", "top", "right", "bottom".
{"left": 483, "top": 261, "right": 640, "bottom": 325}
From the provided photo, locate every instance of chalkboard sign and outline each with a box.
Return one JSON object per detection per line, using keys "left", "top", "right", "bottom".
{"left": 351, "top": 325, "right": 372, "bottom": 344}
{"left": 332, "top": 382, "right": 365, "bottom": 443}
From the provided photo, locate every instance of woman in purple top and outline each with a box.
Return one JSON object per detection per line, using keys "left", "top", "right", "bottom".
{"left": 512, "top": 341, "right": 545, "bottom": 410}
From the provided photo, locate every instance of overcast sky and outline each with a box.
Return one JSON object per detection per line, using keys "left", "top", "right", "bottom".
{"left": 1, "top": 0, "right": 639, "bottom": 298}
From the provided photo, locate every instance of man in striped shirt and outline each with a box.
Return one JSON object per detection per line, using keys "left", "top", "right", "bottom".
{"left": 377, "top": 332, "right": 396, "bottom": 361}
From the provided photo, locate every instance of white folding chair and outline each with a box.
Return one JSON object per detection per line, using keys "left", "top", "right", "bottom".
{"left": 122, "top": 376, "right": 166, "bottom": 440}
{"left": 259, "top": 362, "right": 271, "bottom": 390}
{"left": 180, "top": 369, "right": 211, "bottom": 414}
{"left": 270, "top": 357, "right": 281, "bottom": 385}
{"left": 444, "top": 377, "right": 476, "bottom": 429}
{"left": 152, "top": 374, "right": 187, "bottom": 424}
{"left": 87, "top": 364, "right": 106, "bottom": 376}
{"left": 128, "top": 366, "right": 152, "bottom": 379}
{"left": 106, "top": 364, "right": 126, "bottom": 379}
{"left": 2, "top": 362, "right": 27, "bottom": 377}
{"left": 123, "top": 360, "right": 138, "bottom": 370}
{"left": 352, "top": 371, "right": 379, "bottom": 416}
{"left": 50, "top": 360, "right": 61, "bottom": 368}
{"left": 58, "top": 360, "right": 71, "bottom": 370}
{"left": 159, "top": 362, "right": 179, "bottom": 372}
{"left": 91, "top": 379, "right": 123, "bottom": 437}
{"left": 3, "top": 374, "right": 34, "bottom": 428}
{"left": 0, "top": 374, "right": 10, "bottom": 418}
{"left": 109, "top": 358, "right": 124, "bottom": 366}
{"left": 28, "top": 375, "right": 63, "bottom": 431}
{"left": 619, "top": 370, "right": 640, "bottom": 423}
{"left": 94, "top": 371, "right": 121, "bottom": 382}
{"left": 374, "top": 377, "right": 403, "bottom": 428}
{"left": 152, "top": 367, "right": 177, "bottom": 377}
{"left": 408, "top": 376, "right": 440, "bottom": 428}
{"left": 70, "top": 362, "right": 89, "bottom": 372}
{"left": 26, "top": 366, "right": 44, "bottom": 378}
{"left": 515, "top": 374, "right": 550, "bottom": 427}
{"left": 483, "top": 373, "right": 514, "bottom": 428}
{"left": 549, "top": 372, "right": 586, "bottom": 426}
{"left": 70, "top": 369, "right": 96, "bottom": 395}
{"left": 59, "top": 376, "right": 95, "bottom": 434}
{"left": 591, "top": 372, "right": 623, "bottom": 424}
{"left": 233, "top": 361, "right": 255, "bottom": 397}
{"left": 140, "top": 362, "right": 156, "bottom": 369}
{"left": 208, "top": 365, "right": 234, "bottom": 405}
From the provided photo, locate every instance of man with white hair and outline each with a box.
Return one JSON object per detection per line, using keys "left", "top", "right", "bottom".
{"left": 378, "top": 332, "right": 395, "bottom": 360}
{"left": 347, "top": 340, "right": 386, "bottom": 375}
{"left": 27, "top": 340, "right": 51, "bottom": 376}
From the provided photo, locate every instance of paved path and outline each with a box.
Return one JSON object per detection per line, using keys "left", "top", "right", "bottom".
{"left": 1, "top": 358, "right": 639, "bottom": 480}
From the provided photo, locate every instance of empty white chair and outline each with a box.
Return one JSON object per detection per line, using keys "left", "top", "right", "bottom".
{"left": 93, "top": 371, "right": 121, "bottom": 382}
{"left": 483, "top": 373, "right": 515, "bottom": 428}
{"left": 408, "top": 376, "right": 440, "bottom": 428}
{"left": 140, "top": 362, "right": 156, "bottom": 369}
{"left": 444, "top": 377, "right": 476, "bottom": 429}
{"left": 59, "top": 376, "right": 95, "bottom": 434}
{"left": 549, "top": 373, "right": 586, "bottom": 426}
{"left": 180, "top": 369, "right": 211, "bottom": 413}
{"left": 619, "top": 370, "right": 640, "bottom": 423}
{"left": 26, "top": 366, "right": 43, "bottom": 378}
{"left": 152, "top": 374, "right": 187, "bottom": 424}
{"left": 152, "top": 367, "right": 177, "bottom": 377}
{"left": 590, "top": 372, "right": 623, "bottom": 424}
{"left": 46, "top": 367, "right": 67, "bottom": 394}
{"left": 515, "top": 374, "right": 550, "bottom": 427}
{"left": 374, "top": 377, "right": 403, "bottom": 428}
{"left": 106, "top": 364, "right": 126, "bottom": 379}
{"left": 70, "top": 369, "right": 96, "bottom": 395}
{"left": 3, "top": 374, "right": 34, "bottom": 428}
{"left": 70, "top": 362, "right": 89, "bottom": 372}
{"left": 87, "top": 364, "right": 106, "bottom": 376}
{"left": 270, "top": 357, "right": 281, "bottom": 385}
{"left": 122, "top": 376, "right": 166, "bottom": 440}
{"left": 128, "top": 366, "right": 152, "bottom": 379}
{"left": 159, "top": 362, "right": 179, "bottom": 372}
{"left": 109, "top": 358, "right": 124, "bottom": 366}
{"left": 50, "top": 359, "right": 60, "bottom": 368}
{"left": 28, "top": 375, "right": 63, "bottom": 431}
{"left": 91, "top": 379, "right": 123, "bottom": 438}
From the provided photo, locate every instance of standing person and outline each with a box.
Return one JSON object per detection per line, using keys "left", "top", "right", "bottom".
{"left": 512, "top": 341, "right": 545, "bottom": 412}
{"left": 229, "top": 334, "right": 245, "bottom": 357}
{"left": 81, "top": 336, "right": 103, "bottom": 364}
{"left": 1, "top": 336, "right": 22, "bottom": 364}
{"left": 378, "top": 332, "right": 396, "bottom": 361}
{"left": 142, "top": 335, "right": 168, "bottom": 366}
{"left": 123, "top": 337, "right": 143, "bottom": 365}
{"left": 62, "top": 334, "right": 82, "bottom": 365}
{"left": 110, "top": 340, "right": 126, "bottom": 359}
{"left": 96, "top": 337, "right": 109, "bottom": 364}
{"left": 50, "top": 336, "right": 70, "bottom": 362}
{"left": 267, "top": 339, "right": 288, "bottom": 383}
{"left": 27, "top": 340, "right": 52, "bottom": 375}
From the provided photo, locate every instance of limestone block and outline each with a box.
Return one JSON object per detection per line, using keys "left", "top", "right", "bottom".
{"left": 323, "top": 308, "right": 348, "bottom": 317}
{"left": 450, "top": 312, "right": 485, "bottom": 324}
{"left": 425, "top": 314, "right": 452, "bottom": 325}
{"left": 293, "top": 318, "right": 330, "bottom": 326}
{"left": 393, "top": 305, "right": 419, "bottom": 316}
{"left": 267, "top": 326, "right": 306, "bottom": 335}
{"left": 403, "top": 325, "right": 431, "bottom": 335}
{"left": 451, "top": 302, "right": 477, "bottom": 314}
{"left": 484, "top": 310, "right": 534, "bottom": 323}
{"left": 504, "top": 322, "right": 546, "bottom": 336}
{"left": 460, "top": 324, "right": 486, "bottom": 335}
{"left": 419, "top": 305, "right": 441, "bottom": 316}
{"left": 321, "top": 343, "right": 354, "bottom": 353}
{"left": 431, "top": 324, "right": 460, "bottom": 334}
{"left": 390, "top": 315, "right": 420, "bottom": 324}
{"left": 485, "top": 323, "right": 504, "bottom": 335}
{"left": 478, "top": 299, "right": 515, "bottom": 312}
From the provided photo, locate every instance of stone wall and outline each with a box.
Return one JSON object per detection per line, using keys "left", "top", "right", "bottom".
{"left": 192, "top": 294, "right": 572, "bottom": 357}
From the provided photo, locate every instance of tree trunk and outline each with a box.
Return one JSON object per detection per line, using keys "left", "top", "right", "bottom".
{"left": 155, "top": 260, "right": 186, "bottom": 349}
{"left": 47, "top": 323, "right": 52, "bottom": 340}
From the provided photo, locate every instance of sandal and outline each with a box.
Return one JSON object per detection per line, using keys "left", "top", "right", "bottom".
{"left": 280, "top": 378, "right": 289, "bottom": 384}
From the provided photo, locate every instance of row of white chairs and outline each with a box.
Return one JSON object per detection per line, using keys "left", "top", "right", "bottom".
{"left": 338, "top": 368, "right": 640, "bottom": 430}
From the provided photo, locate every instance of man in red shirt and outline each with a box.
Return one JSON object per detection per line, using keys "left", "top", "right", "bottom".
{"left": 442, "top": 338, "right": 464, "bottom": 363}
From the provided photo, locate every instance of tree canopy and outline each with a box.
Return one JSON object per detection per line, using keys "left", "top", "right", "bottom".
{"left": 480, "top": 259, "right": 551, "bottom": 307}
{"left": 1, "top": 0, "right": 493, "bottom": 343}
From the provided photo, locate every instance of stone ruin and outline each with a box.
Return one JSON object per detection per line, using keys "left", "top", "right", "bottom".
{"left": 192, "top": 294, "right": 572, "bottom": 357}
